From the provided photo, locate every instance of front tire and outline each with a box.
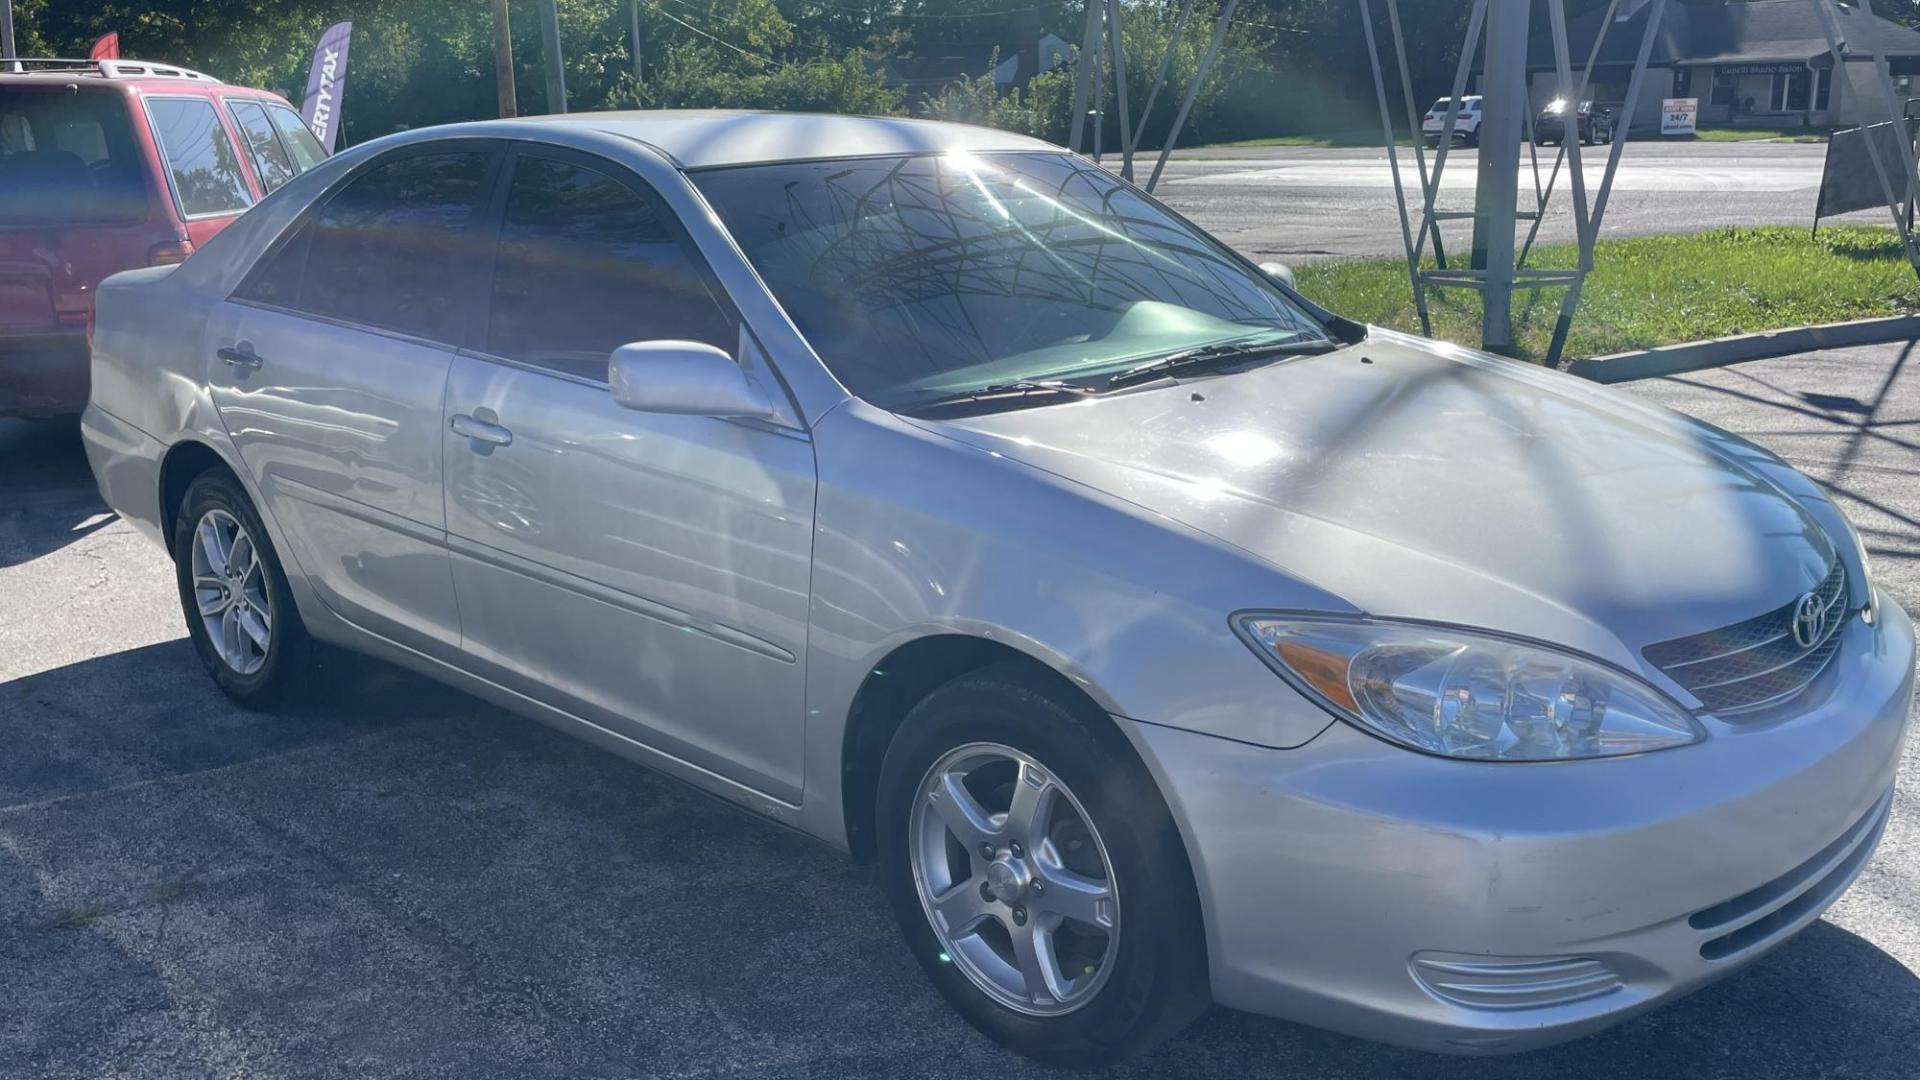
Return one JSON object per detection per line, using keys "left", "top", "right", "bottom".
{"left": 876, "top": 663, "right": 1209, "bottom": 1066}
{"left": 172, "top": 469, "right": 312, "bottom": 709}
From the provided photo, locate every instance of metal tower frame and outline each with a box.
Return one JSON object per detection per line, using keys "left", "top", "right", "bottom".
{"left": 1358, "top": 0, "right": 1666, "bottom": 365}
{"left": 1067, "top": 0, "right": 1244, "bottom": 193}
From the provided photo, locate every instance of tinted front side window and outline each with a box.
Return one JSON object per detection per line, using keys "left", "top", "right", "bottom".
{"left": 266, "top": 106, "right": 326, "bottom": 172}
{"left": 486, "top": 155, "right": 732, "bottom": 380}
{"left": 147, "top": 97, "right": 253, "bottom": 216}
{"left": 249, "top": 151, "right": 490, "bottom": 340}
{"left": 693, "top": 152, "right": 1325, "bottom": 409}
{"left": 227, "top": 100, "right": 296, "bottom": 194}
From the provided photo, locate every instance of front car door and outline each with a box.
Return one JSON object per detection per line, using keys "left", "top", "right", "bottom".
{"left": 205, "top": 141, "right": 504, "bottom": 658}
{"left": 442, "top": 145, "right": 817, "bottom": 803}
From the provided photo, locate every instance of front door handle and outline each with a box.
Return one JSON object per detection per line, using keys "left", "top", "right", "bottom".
{"left": 451, "top": 413, "right": 513, "bottom": 447}
{"left": 216, "top": 343, "right": 263, "bottom": 370}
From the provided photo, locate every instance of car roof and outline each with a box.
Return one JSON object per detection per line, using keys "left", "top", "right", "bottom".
{"left": 2, "top": 59, "right": 219, "bottom": 88}
{"left": 487, "top": 109, "right": 1059, "bottom": 169}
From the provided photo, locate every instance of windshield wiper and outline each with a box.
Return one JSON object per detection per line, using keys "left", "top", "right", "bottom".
{"left": 907, "top": 380, "right": 1099, "bottom": 415}
{"left": 1105, "top": 337, "right": 1340, "bottom": 389}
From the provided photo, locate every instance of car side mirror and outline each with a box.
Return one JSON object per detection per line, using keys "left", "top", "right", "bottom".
{"left": 1259, "top": 261, "right": 1297, "bottom": 290}
{"left": 607, "top": 340, "right": 777, "bottom": 419}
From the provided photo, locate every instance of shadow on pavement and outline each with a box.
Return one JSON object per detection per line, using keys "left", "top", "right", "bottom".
{"left": 0, "top": 417, "right": 115, "bottom": 570}
{"left": 3, "top": 637, "right": 1917, "bottom": 1078}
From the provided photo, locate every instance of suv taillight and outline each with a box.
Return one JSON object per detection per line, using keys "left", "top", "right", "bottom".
{"left": 149, "top": 240, "right": 195, "bottom": 266}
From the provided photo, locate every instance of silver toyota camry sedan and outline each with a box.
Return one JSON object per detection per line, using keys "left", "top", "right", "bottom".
{"left": 83, "top": 111, "right": 1913, "bottom": 1064}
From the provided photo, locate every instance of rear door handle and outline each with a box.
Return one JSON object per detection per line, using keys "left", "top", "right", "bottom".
{"left": 450, "top": 413, "right": 513, "bottom": 447}
{"left": 216, "top": 343, "right": 262, "bottom": 370}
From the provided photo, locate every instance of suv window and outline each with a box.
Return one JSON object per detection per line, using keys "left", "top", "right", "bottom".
{"left": 265, "top": 105, "right": 326, "bottom": 173}
{"left": 485, "top": 154, "right": 733, "bottom": 381}
{"left": 146, "top": 97, "right": 253, "bottom": 217}
{"left": 242, "top": 150, "right": 492, "bottom": 341}
{"left": 226, "top": 100, "right": 296, "bottom": 194}
{"left": 0, "top": 85, "right": 148, "bottom": 225}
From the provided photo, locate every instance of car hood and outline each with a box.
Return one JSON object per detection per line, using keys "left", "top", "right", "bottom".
{"left": 908, "top": 334, "right": 1837, "bottom": 672}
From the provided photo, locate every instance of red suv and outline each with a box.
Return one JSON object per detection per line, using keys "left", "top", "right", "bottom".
{"left": 1, "top": 58, "right": 325, "bottom": 418}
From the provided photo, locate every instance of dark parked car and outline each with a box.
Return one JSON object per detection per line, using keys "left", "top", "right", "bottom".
{"left": 1, "top": 58, "right": 323, "bottom": 419}
{"left": 1534, "top": 97, "right": 1614, "bottom": 146}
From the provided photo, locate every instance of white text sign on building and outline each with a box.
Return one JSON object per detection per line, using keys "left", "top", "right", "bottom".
{"left": 1662, "top": 97, "right": 1699, "bottom": 135}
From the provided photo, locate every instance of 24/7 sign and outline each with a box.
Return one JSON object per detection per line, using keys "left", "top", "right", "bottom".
{"left": 1662, "top": 97, "right": 1698, "bottom": 136}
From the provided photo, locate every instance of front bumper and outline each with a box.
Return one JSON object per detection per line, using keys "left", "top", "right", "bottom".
{"left": 1, "top": 332, "right": 90, "bottom": 418}
{"left": 1124, "top": 598, "right": 1915, "bottom": 1054}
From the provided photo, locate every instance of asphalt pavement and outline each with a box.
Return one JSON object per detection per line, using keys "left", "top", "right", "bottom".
{"left": 1152, "top": 139, "right": 1877, "bottom": 263}
{"left": 1, "top": 341, "right": 1917, "bottom": 1079}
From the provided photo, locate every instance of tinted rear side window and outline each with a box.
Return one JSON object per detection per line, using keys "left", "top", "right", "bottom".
{"left": 266, "top": 106, "right": 326, "bottom": 173}
{"left": 485, "top": 155, "right": 732, "bottom": 380}
{"left": 0, "top": 86, "right": 149, "bottom": 226}
{"left": 147, "top": 97, "right": 253, "bottom": 217}
{"left": 253, "top": 151, "right": 491, "bottom": 341}
{"left": 227, "top": 100, "right": 295, "bottom": 194}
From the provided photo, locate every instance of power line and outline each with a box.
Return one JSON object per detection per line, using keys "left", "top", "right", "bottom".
{"left": 649, "top": 1, "right": 772, "bottom": 65}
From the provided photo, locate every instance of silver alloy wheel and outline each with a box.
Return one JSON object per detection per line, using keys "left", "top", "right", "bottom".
{"left": 910, "top": 742, "right": 1120, "bottom": 1017}
{"left": 189, "top": 508, "right": 272, "bottom": 676}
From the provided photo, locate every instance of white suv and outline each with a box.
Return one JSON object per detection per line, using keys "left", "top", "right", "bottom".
{"left": 1422, "top": 94, "right": 1483, "bottom": 146}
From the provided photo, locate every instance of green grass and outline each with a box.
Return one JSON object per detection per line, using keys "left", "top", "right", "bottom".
{"left": 1205, "top": 130, "right": 1398, "bottom": 149}
{"left": 1628, "top": 125, "right": 1820, "bottom": 143}
{"left": 1211, "top": 127, "right": 1826, "bottom": 148}
{"left": 1293, "top": 226, "right": 1919, "bottom": 362}
{"left": 1686, "top": 126, "right": 1827, "bottom": 143}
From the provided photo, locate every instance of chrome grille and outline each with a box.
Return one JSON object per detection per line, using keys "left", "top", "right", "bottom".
{"left": 1644, "top": 562, "right": 1850, "bottom": 714}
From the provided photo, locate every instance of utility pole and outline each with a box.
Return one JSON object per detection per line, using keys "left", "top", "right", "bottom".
{"left": 1469, "top": 0, "right": 1528, "bottom": 356}
{"left": 631, "top": 0, "right": 644, "bottom": 88}
{"left": 490, "top": 0, "right": 517, "bottom": 118}
{"left": 537, "top": 0, "right": 567, "bottom": 114}
{"left": 1, "top": 0, "right": 18, "bottom": 69}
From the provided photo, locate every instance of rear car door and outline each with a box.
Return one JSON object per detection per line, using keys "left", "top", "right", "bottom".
{"left": 141, "top": 94, "right": 256, "bottom": 248}
{"left": 205, "top": 141, "right": 505, "bottom": 659}
{"left": 442, "top": 146, "right": 816, "bottom": 802}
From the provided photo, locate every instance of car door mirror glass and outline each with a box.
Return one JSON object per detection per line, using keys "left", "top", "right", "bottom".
{"left": 1259, "top": 261, "right": 1297, "bottom": 291}
{"left": 608, "top": 341, "right": 777, "bottom": 419}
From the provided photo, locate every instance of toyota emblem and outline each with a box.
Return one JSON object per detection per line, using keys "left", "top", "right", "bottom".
{"left": 1791, "top": 591, "right": 1826, "bottom": 649}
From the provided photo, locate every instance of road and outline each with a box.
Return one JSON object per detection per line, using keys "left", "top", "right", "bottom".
{"left": 1, "top": 342, "right": 1916, "bottom": 1079}
{"left": 1150, "top": 140, "right": 1877, "bottom": 263}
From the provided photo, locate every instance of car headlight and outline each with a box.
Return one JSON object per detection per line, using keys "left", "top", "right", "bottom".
{"left": 1234, "top": 615, "right": 1704, "bottom": 761}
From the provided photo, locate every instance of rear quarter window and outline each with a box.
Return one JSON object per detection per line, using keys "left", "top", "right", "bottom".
{"left": 146, "top": 96, "right": 254, "bottom": 217}
{"left": 0, "top": 85, "right": 151, "bottom": 226}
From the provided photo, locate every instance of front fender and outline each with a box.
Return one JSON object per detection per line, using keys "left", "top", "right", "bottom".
{"left": 796, "top": 400, "right": 1346, "bottom": 847}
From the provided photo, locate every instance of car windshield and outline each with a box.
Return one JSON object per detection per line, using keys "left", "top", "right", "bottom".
{"left": 692, "top": 151, "right": 1330, "bottom": 410}
{"left": 0, "top": 85, "right": 149, "bottom": 226}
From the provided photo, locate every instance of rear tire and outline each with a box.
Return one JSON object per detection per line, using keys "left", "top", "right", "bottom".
{"left": 171, "top": 469, "right": 313, "bottom": 709}
{"left": 876, "top": 663, "right": 1209, "bottom": 1067}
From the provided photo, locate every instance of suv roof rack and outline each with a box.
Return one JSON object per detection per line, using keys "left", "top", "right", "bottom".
{"left": 0, "top": 58, "right": 223, "bottom": 84}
